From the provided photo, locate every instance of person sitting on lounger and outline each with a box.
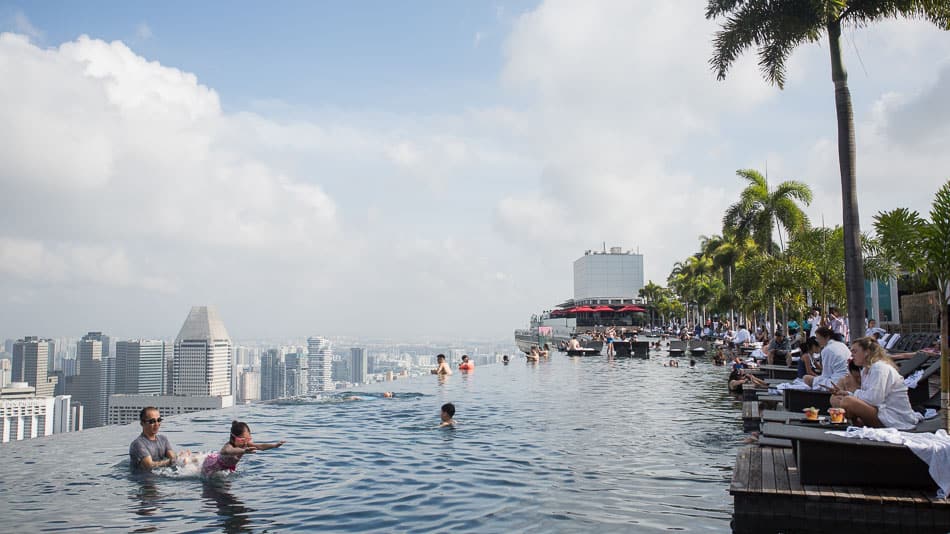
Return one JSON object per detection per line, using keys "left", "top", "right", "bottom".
{"left": 803, "top": 327, "right": 849, "bottom": 390}
{"left": 765, "top": 330, "right": 790, "bottom": 366}
{"left": 796, "top": 337, "right": 821, "bottom": 379}
{"left": 829, "top": 337, "right": 922, "bottom": 430}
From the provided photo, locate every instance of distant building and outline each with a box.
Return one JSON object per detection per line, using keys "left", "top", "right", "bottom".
{"left": 173, "top": 306, "right": 232, "bottom": 397}
{"left": 260, "top": 350, "right": 286, "bottom": 401}
{"left": 76, "top": 332, "right": 110, "bottom": 428}
{"left": 284, "top": 352, "right": 306, "bottom": 397}
{"left": 11, "top": 337, "right": 57, "bottom": 397}
{"left": 115, "top": 340, "right": 167, "bottom": 395}
{"left": 238, "top": 370, "right": 260, "bottom": 403}
{"left": 573, "top": 247, "right": 645, "bottom": 305}
{"left": 307, "top": 337, "right": 332, "bottom": 394}
{"left": 0, "top": 383, "right": 73, "bottom": 443}
{"left": 349, "top": 348, "right": 367, "bottom": 385}
{"left": 108, "top": 394, "right": 234, "bottom": 426}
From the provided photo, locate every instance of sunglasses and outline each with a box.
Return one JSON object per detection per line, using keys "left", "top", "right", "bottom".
{"left": 143, "top": 417, "right": 163, "bottom": 424}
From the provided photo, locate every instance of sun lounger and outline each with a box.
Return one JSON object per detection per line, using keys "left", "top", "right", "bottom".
{"left": 760, "top": 421, "right": 935, "bottom": 489}
{"left": 897, "top": 351, "right": 934, "bottom": 377}
{"left": 782, "top": 388, "right": 832, "bottom": 412}
{"left": 885, "top": 333, "right": 901, "bottom": 350}
{"left": 909, "top": 358, "right": 941, "bottom": 405}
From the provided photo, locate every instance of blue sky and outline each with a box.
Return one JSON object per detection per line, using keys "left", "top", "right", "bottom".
{"left": 0, "top": 2, "right": 948, "bottom": 341}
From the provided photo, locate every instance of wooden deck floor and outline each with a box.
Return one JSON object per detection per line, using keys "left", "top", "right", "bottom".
{"left": 731, "top": 445, "right": 950, "bottom": 533}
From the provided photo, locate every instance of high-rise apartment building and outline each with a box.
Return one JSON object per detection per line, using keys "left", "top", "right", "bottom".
{"left": 115, "top": 340, "right": 167, "bottom": 395}
{"left": 75, "top": 332, "right": 110, "bottom": 428}
{"left": 173, "top": 306, "right": 232, "bottom": 396}
{"left": 350, "top": 348, "right": 367, "bottom": 385}
{"left": 284, "top": 352, "right": 306, "bottom": 397}
{"left": 260, "top": 349, "right": 286, "bottom": 401}
{"left": 307, "top": 337, "right": 332, "bottom": 394}
{"left": 11, "top": 337, "right": 56, "bottom": 397}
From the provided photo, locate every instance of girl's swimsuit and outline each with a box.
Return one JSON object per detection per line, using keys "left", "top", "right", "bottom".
{"left": 202, "top": 452, "right": 240, "bottom": 476}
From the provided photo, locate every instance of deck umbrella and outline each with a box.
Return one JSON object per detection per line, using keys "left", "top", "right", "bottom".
{"left": 573, "top": 306, "right": 596, "bottom": 313}
{"left": 617, "top": 305, "right": 647, "bottom": 313}
{"left": 592, "top": 306, "right": 615, "bottom": 313}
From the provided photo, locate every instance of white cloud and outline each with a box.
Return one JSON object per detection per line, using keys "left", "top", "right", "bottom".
{"left": 13, "top": 11, "right": 42, "bottom": 40}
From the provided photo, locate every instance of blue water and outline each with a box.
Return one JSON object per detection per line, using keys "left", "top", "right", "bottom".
{"left": 0, "top": 349, "right": 744, "bottom": 532}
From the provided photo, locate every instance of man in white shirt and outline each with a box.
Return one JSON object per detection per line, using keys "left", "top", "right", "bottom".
{"left": 804, "top": 326, "right": 850, "bottom": 390}
{"left": 734, "top": 324, "right": 751, "bottom": 346}
{"left": 808, "top": 308, "right": 822, "bottom": 338}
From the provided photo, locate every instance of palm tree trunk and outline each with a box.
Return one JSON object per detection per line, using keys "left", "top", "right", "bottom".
{"left": 827, "top": 19, "right": 867, "bottom": 344}
{"left": 941, "top": 299, "right": 948, "bottom": 431}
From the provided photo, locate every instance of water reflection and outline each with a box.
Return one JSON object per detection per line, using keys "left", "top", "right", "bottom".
{"left": 202, "top": 480, "right": 253, "bottom": 533}
{"left": 130, "top": 475, "right": 162, "bottom": 517}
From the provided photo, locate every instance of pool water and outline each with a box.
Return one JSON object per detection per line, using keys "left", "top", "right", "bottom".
{"left": 0, "top": 349, "right": 744, "bottom": 532}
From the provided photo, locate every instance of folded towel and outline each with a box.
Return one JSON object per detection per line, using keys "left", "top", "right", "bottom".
{"left": 926, "top": 409, "right": 939, "bottom": 420}
{"left": 775, "top": 378, "right": 811, "bottom": 391}
{"left": 827, "top": 427, "right": 950, "bottom": 498}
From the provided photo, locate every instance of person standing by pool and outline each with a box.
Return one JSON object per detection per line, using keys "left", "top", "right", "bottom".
{"left": 431, "top": 354, "right": 452, "bottom": 375}
{"left": 129, "top": 407, "right": 176, "bottom": 471}
{"left": 439, "top": 403, "right": 456, "bottom": 427}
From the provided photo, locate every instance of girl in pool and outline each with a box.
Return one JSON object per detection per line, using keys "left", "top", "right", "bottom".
{"left": 202, "top": 420, "right": 286, "bottom": 477}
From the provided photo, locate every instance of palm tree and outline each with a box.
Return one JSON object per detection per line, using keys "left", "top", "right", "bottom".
{"left": 707, "top": 1, "right": 950, "bottom": 344}
{"left": 874, "top": 181, "right": 950, "bottom": 428}
{"left": 723, "top": 169, "right": 812, "bottom": 254}
{"left": 639, "top": 280, "right": 666, "bottom": 326}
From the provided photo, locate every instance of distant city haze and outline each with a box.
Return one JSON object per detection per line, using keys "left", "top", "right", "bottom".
{"left": 1, "top": 4, "right": 948, "bottom": 340}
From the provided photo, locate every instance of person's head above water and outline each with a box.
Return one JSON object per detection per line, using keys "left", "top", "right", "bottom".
{"left": 436, "top": 354, "right": 446, "bottom": 362}
{"left": 383, "top": 392, "right": 394, "bottom": 398}
{"left": 441, "top": 402, "right": 455, "bottom": 419}
{"left": 230, "top": 420, "right": 251, "bottom": 446}
{"left": 139, "top": 406, "right": 162, "bottom": 438}
{"left": 461, "top": 355, "right": 469, "bottom": 362}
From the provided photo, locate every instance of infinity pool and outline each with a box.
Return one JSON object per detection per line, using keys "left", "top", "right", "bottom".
{"left": 0, "top": 350, "right": 744, "bottom": 532}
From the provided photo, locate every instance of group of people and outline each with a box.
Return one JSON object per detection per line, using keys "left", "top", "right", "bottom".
{"left": 131, "top": 399, "right": 461, "bottom": 474}
{"left": 430, "top": 353, "right": 479, "bottom": 375}
{"left": 729, "top": 329, "right": 924, "bottom": 431}
{"left": 129, "top": 407, "right": 285, "bottom": 475}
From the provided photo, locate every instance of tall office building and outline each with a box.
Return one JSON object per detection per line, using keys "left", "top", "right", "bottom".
{"left": 284, "top": 352, "right": 306, "bottom": 397}
{"left": 260, "top": 349, "right": 286, "bottom": 401}
{"left": 115, "top": 340, "right": 167, "bottom": 395}
{"left": 173, "top": 306, "right": 232, "bottom": 396}
{"left": 75, "top": 332, "right": 106, "bottom": 428}
{"left": 350, "top": 348, "right": 367, "bottom": 385}
{"left": 11, "top": 337, "right": 56, "bottom": 397}
{"left": 307, "top": 337, "right": 333, "bottom": 394}
{"left": 573, "top": 247, "right": 645, "bottom": 304}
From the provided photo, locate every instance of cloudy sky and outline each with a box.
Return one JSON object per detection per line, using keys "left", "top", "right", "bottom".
{"left": 1, "top": 2, "right": 948, "bottom": 342}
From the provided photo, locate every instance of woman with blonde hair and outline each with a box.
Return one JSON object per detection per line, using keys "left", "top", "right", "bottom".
{"left": 830, "top": 337, "right": 922, "bottom": 430}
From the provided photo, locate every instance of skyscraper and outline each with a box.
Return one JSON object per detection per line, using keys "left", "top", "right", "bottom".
{"left": 173, "top": 306, "right": 232, "bottom": 397}
{"left": 260, "top": 349, "right": 286, "bottom": 401}
{"left": 11, "top": 337, "right": 56, "bottom": 397}
{"left": 76, "top": 332, "right": 106, "bottom": 428}
{"left": 307, "top": 337, "right": 332, "bottom": 394}
{"left": 284, "top": 352, "right": 306, "bottom": 397}
{"left": 115, "top": 340, "right": 167, "bottom": 395}
{"left": 350, "top": 347, "right": 367, "bottom": 384}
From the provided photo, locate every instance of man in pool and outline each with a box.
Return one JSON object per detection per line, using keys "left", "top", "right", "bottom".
{"left": 439, "top": 402, "right": 456, "bottom": 427}
{"left": 129, "top": 406, "right": 176, "bottom": 471}
{"left": 431, "top": 354, "right": 453, "bottom": 375}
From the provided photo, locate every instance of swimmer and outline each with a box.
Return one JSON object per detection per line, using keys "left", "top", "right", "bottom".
{"left": 689, "top": 359, "right": 696, "bottom": 368}
{"left": 439, "top": 402, "right": 456, "bottom": 427}
{"left": 383, "top": 391, "right": 394, "bottom": 398}
{"left": 503, "top": 355, "right": 510, "bottom": 365}
{"left": 129, "top": 406, "right": 177, "bottom": 471}
{"left": 668, "top": 359, "right": 679, "bottom": 367}
{"left": 431, "top": 354, "right": 453, "bottom": 375}
{"left": 527, "top": 346, "right": 540, "bottom": 362}
{"left": 458, "top": 355, "right": 475, "bottom": 370}
{"left": 202, "top": 420, "right": 285, "bottom": 477}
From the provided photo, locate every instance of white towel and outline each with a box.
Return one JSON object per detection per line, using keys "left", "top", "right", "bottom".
{"left": 827, "top": 427, "right": 950, "bottom": 498}
{"left": 905, "top": 369, "right": 925, "bottom": 389}
{"left": 775, "top": 378, "right": 811, "bottom": 391}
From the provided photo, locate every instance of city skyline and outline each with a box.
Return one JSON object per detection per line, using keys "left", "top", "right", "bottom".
{"left": 1, "top": 3, "right": 948, "bottom": 340}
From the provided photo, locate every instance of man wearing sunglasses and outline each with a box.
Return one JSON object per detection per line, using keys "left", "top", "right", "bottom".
{"left": 129, "top": 406, "right": 177, "bottom": 471}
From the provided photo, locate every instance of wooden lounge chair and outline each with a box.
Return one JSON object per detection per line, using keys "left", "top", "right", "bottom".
{"left": 760, "top": 421, "right": 935, "bottom": 489}
{"left": 782, "top": 388, "right": 832, "bottom": 412}
{"left": 908, "top": 358, "right": 941, "bottom": 405}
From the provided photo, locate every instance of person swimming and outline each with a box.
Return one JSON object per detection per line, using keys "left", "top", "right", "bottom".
{"left": 202, "top": 420, "right": 286, "bottom": 477}
{"left": 439, "top": 402, "right": 456, "bottom": 427}
{"left": 431, "top": 354, "right": 453, "bottom": 375}
{"left": 458, "top": 355, "right": 474, "bottom": 370}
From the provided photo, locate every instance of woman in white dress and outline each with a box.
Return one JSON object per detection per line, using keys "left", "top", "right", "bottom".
{"left": 830, "top": 337, "right": 922, "bottom": 430}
